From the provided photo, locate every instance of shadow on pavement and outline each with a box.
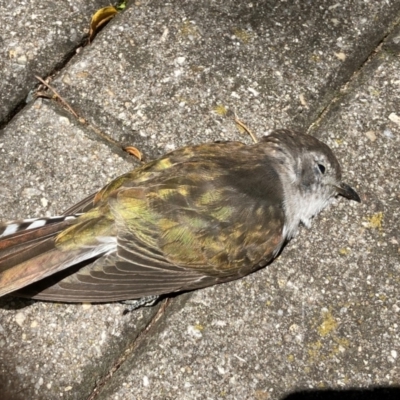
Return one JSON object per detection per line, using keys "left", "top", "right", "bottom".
{"left": 283, "top": 387, "right": 400, "bottom": 400}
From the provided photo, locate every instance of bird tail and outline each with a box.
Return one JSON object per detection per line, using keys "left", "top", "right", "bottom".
{"left": 0, "top": 215, "right": 114, "bottom": 298}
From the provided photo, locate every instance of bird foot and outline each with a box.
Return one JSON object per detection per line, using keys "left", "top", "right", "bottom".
{"left": 121, "top": 295, "right": 160, "bottom": 312}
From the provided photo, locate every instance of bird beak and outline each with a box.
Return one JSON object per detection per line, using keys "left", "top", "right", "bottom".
{"left": 336, "top": 182, "right": 361, "bottom": 203}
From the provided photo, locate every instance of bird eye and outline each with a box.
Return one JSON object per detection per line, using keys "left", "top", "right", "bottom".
{"left": 317, "top": 164, "right": 326, "bottom": 174}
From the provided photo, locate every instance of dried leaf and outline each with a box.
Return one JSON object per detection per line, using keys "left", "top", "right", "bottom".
{"left": 125, "top": 146, "right": 142, "bottom": 161}
{"left": 89, "top": 6, "right": 118, "bottom": 42}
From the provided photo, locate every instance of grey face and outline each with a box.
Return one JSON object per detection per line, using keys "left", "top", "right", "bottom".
{"left": 261, "top": 129, "right": 360, "bottom": 239}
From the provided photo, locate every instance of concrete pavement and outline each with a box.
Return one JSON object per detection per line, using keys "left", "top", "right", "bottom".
{"left": 0, "top": 1, "right": 399, "bottom": 399}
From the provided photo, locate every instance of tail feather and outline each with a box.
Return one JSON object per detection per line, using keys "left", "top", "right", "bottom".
{"left": 0, "top": 215, "right": 115, "bottom": 297}
{"left": 0, "top": 215, "right": 80, "bottom": 239}
{"left": 0, "top": 217, "right": 79, "bottom": 259}
{"left": 0, "top": 237, "right": 56, "bottom": 273}
{"left": 0, "top": 243, "right": 77, "bottom": 296}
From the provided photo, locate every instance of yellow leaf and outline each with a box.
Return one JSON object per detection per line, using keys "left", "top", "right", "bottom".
{"left": 213, "top": 104, "right": 228, "bottom": 116}
{"left": 317, "top": 310, "right": 337, "bottom": 337}
{"left": 233, "top": 28, "right": 251, "bottom": 43}
{"left": 116, "top": 1, "right": 127, "bottom": 11}
{"left": 180, "top": 21, "right": 198, "bottom": 37}
{"left": 339, "top": 248, "right": 350, "bottom": 256}
{"left": 89, "top": 6, "right": 118, "bottom": 42}
{"left": 365, "top": 212, "right": 383, "bottom": 230}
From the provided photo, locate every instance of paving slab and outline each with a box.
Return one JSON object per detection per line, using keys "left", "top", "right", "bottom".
{"left": 96, "top": 27, "right": 400, "bottom": 400}
{"left": 0, "top": 0, "right": 399, "bottom": 399}
{"left": 0, "top": 101, "right": 161, "bottom": 399}
{"left": 51, "top": 0, "right": 400, "bottom": 156}
{"left": 0, "top": 0, "right": 110, "bottom": 124}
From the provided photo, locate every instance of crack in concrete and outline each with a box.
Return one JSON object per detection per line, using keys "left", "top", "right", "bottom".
{"left": 0, "top": 35, "right": 88, "bottom": 131}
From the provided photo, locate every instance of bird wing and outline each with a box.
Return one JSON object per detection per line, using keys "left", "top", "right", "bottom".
{"left": 6, "top": 142, "right": 286, "bottom": 302}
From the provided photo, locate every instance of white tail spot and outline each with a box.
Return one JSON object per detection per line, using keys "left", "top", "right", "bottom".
{"left": 0, "top": 223, "right": 20, "bottom": 238}
{"left": 27, "top": 219, "right": 48, "bottom": 230}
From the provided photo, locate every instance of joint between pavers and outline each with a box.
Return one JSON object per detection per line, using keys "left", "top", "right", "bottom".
{"left": 86, "top": 298, "right": 172, "bottom": 400}
{"left": 308, "top": 12, "right": 400, "bottom": 135}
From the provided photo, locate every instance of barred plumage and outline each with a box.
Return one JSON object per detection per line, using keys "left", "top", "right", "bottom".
{"left": 0, "top": 215, "right": 80, "bottom": 238}
{"left": 0, "top": 130, "right": 360, "bottom": 304}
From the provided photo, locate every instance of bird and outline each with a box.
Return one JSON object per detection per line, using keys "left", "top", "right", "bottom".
{"left": 0, "top": 129, "right": 360, "bottom": 307}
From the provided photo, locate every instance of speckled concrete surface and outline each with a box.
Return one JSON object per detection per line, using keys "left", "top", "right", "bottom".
{"left": 0, "top": 101, "right": 136, "bottom": 220}
{"left": 52, "top": 0, "right": 400, "bottom": 156}
{"left": 0, "top": 0, "right": 110, "bottom": 123}
{"left": 0, "top": 0, "right": 399, "bottom": 399}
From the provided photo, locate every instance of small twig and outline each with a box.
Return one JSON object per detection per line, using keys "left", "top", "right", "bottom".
{"left": 35, "top": 75, "right": 80, "bottom": 120}
{"left": 233, "top": 113, "right": 258, "bottom": 143}
{"left": 35, "top": 75, "right": 144, "bottom": 160}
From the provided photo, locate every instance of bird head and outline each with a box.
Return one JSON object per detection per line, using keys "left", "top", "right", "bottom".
{"left": 261, "top": 130, "right": 360, "bottom": 237}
